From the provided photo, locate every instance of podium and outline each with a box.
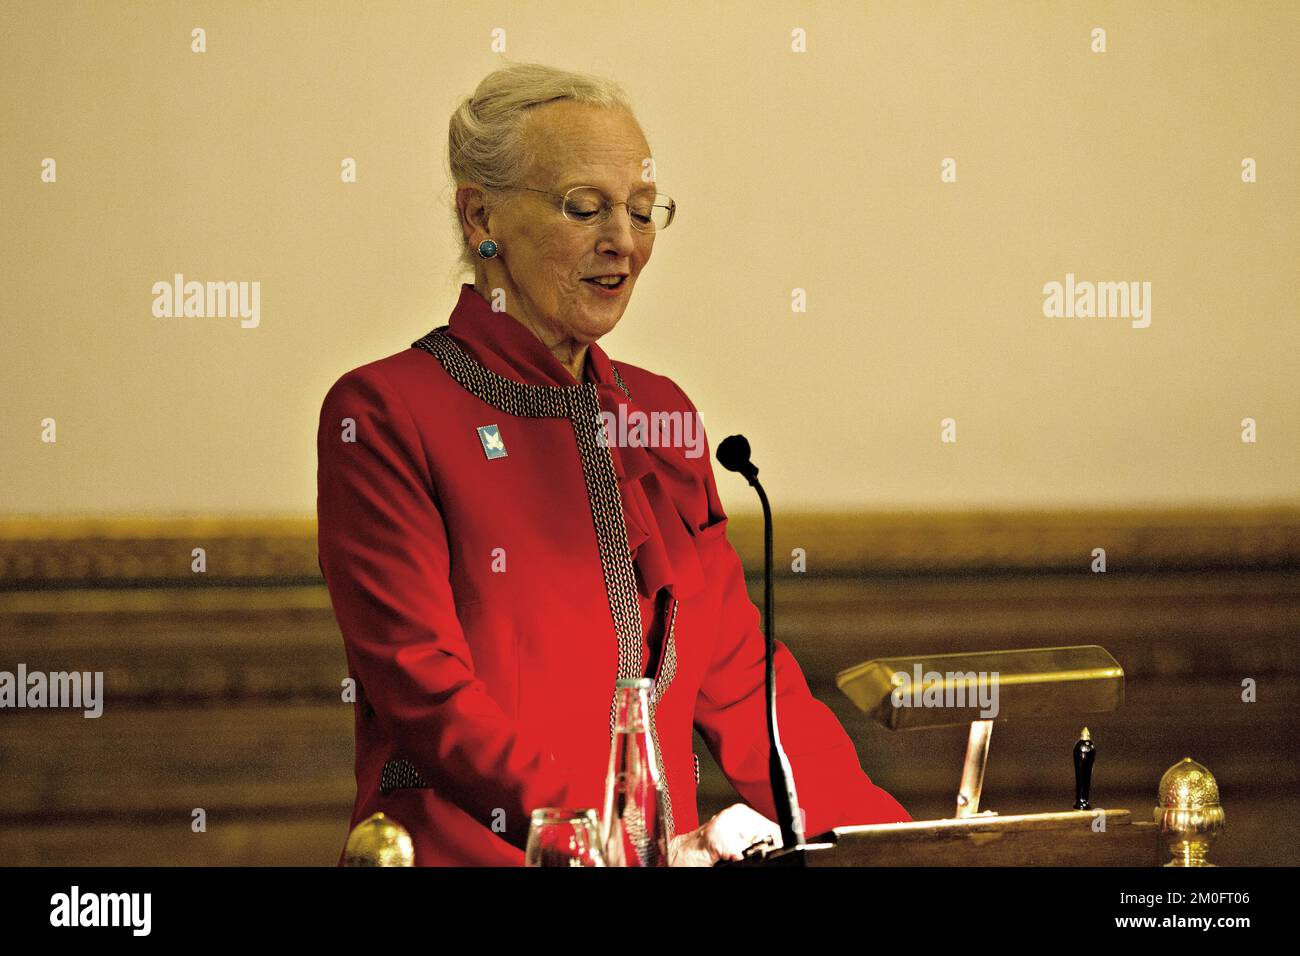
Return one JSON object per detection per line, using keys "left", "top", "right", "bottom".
{"left": 731, "top": 809, "right": 1157, "bottom": 867}
{"left": 723, "top": 646, "right": 1221, "bottom": 867}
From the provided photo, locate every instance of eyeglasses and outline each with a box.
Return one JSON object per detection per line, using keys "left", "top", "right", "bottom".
{"left": 498, "top": 184, "right": 676, "bottom": 232}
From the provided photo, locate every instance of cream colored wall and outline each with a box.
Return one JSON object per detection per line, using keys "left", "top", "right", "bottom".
{"left": 2, "top": 1, "right": 1296, "bottom": 516}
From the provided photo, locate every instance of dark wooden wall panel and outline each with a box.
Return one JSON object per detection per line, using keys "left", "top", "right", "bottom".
{"left": 1, "top": 512, "right": 1295, "bottom": 866}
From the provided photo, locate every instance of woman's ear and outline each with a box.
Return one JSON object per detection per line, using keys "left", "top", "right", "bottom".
{"left": 456, "top": 184, "right": 491, "bottom": 244}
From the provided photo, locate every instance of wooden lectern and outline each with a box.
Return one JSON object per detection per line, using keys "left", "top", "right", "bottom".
{"left": 737, "top": 809, "right": 1157, "bottom": 867}
{"left": 727, "top": 646, "right": 1177, "bottom": 867}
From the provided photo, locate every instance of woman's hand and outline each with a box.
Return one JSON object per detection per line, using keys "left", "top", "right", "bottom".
{"left": 667, "top": 803, "right": 783, "bottom": 866}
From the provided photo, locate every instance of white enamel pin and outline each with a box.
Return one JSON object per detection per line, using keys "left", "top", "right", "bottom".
{"left": 477, "top": 424, "right": 507, "bottom": 459}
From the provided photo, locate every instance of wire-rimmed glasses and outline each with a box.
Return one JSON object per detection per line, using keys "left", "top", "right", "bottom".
{"left": 500, "top": 184, "right": 676, "bottom": 232}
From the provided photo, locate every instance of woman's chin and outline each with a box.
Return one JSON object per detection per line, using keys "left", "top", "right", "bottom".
{"left": 573, "top": 304, "right": 628, "bottom": 339}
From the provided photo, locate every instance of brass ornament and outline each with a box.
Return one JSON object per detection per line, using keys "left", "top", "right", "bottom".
{"left": 1154, "top": 758, "right": 1224, "bottom": 867}
{"left": 342, "top": 812, "right": 415, "bottom": 867}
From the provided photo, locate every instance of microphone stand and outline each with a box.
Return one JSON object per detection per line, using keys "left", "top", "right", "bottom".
{"left": 717, "top": 435, "right": 805, "bottom": 853}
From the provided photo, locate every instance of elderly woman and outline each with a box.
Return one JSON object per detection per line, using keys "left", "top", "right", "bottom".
{"left": 316, "top": 63, "right": 909, "bottom": 867}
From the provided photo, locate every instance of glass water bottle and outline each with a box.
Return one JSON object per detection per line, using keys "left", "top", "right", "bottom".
{"left": 600, "top": 677, "right": 670, "bottom": 867}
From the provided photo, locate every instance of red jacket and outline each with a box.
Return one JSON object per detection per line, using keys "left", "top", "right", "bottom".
{"left": 316, "top": 283, "right": 910, "bottom": 865}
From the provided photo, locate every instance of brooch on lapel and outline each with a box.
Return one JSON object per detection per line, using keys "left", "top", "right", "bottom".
{"left": 476, "top": 424, "right": 507, "bottom": 459}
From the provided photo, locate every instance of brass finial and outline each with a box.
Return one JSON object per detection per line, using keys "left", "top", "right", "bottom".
{"left": 1079, "top": 727, "right": 1091, "bottom": 741}
{"left": 343, "top": 812, "right": 415, "bottom": 867}
{"left": 1154, "top": 758, "right": 1224, "bottom": 867}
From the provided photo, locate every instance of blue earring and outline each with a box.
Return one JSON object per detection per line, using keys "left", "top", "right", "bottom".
{"left": 477, "top": 238, "right": 499, "bottom": 259}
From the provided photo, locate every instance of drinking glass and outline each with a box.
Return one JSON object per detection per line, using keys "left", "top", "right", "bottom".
{"left": 524, "top": 808, "right": 606, "bottom": 867}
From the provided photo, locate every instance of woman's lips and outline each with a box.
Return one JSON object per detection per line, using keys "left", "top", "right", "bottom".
{"left": 582, "top": 275, "right": 627, "bottom": 297}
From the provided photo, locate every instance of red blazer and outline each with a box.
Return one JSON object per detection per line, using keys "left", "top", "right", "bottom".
{"left": 317, "top": 284, "right": 910, "bottom": 866}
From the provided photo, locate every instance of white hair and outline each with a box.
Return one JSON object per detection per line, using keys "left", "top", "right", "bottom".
{"left": 446, "top": 62, "right": 641, "bottom": 273}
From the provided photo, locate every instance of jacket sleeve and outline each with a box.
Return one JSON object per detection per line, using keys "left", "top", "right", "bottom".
{"left": 671, "top": 383, "right": 912, "bottom": 836}
{"left": 317, "top": 367, "right": 575, "bottom": 850}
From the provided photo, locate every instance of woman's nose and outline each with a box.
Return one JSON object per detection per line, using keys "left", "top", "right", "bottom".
{"left": 596, "top": 206, "right": 638, "bottom": 254}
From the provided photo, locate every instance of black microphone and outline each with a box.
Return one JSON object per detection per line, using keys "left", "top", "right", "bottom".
{"left": 716, "top": 434, "right": 758, "bottom": 481}
{"left": 715, "top": 434, "right": 805, "bottom": 853}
